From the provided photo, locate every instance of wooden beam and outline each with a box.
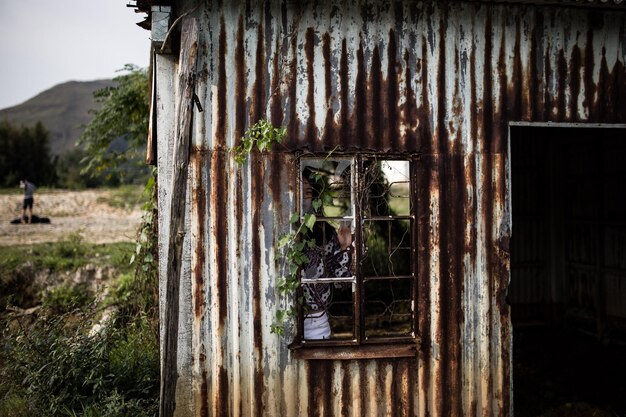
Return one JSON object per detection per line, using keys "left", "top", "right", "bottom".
{"left": 146, "top": 50, "right": 157, "bottom": 165}
{"left": 159, "top": 16, "right": 198, "bottom": 417}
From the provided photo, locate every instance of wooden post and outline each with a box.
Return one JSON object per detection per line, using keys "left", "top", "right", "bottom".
{"left": 160, "top": 16, "right": 198, "bottom": 417}
{"left": 146, "top": 50, "right": 157, "bottom": 165}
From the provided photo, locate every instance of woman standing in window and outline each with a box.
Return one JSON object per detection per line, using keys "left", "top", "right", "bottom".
{"left": 301, "top": 168, "right": 353, "bottom": 340}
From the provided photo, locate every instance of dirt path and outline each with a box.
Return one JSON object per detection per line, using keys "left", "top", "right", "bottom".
{"left": 0, "top": 189, "right": 143, "bottom": 246}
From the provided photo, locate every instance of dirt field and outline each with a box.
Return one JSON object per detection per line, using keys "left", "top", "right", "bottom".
{"left": 0, "top": 189, "right": 143, "bottom": 246}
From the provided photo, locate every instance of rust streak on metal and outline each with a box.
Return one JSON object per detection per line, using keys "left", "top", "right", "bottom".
{"left": 286, "top": 27, "right": 299, "bottom": 149}
{"left": 270, "top": 36, "right": 284, "bottom": 127}
{"left": 234, "top": 15, "right": 246, "bottom": 143}
{"left": 495, "top": 28, "right": 507, "bottom": 155}
{"left": 369, "top": 45, "right": 383, "bottom": 150}
{"left": 416, "top": 155, "right": 431, "bottom": 408}
{"left": 322, "top": 32, "right": 335, "bottom": 147}
{"left": 510, "top": 17, "right": 523, "bottom": 121}
{"left": 543, "top": 42, "right": 552, "bottom": 121}
{"left": 470, "top": 36, "right": 478, "bottom": 153}
{"left": 528, "top": 18, "right": 543, "bottom": 120}
{"left": 401, "top": 50, "right": 418, "bottom": 150}
{"left": 200, "top": 352, "right": 209, "bottom": 417}
{"left": 438, "top": 155, "right": 465, "bottom": 417}
{"left": 570, "top": 45, "right": 582, "bottom": 121}
{"left": 436, "top": 6, "right": 447, "bottom": 156}
{"left": 340, "top": 362, "right": 350, "bottom": 416}
{"left": 252, "top": 21, "right": 266, "bottom": 123}
{"left": 583, "top": 29, "right": 596, "bottom": 119}
{"left": 482, "top": 8, "right": 493, "bottom": 155}
{"left": 339, "top": 39, "right": 350, "bottom": 149}
{"left": 193, "top": 151, "right": 207, "bottom": 319}
{"left": 387, "top": 29, "right": 399, "bottom": 152}
{"left": 213, "top": 151, "right": 228, "bottom": 325}
{"left": 250, "top": 151, "right": 265, "bottom": 416}
{"left": 308, "top": 361, "right": 332, "bottom": 417}
{"left": 556, "top": 49, "right": 567, "bottom": 120}
{"left": 216, "top": 17, "right": 227, "bottom": 148}
{"left": 217, "top": 365, "right": 229, "bottom": 417}
{"left": 305, "top": 27, "right": 316, "bottom": 145}
{"left": 354, "top": 41, "right": 366, "bottom": 151}
{"left": 418, "top": 36, "right": 432, "bottom": 155}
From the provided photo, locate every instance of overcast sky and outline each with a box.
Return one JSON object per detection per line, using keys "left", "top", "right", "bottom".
{"left": 0, "top": 1, "right": 151, "bottom": 110}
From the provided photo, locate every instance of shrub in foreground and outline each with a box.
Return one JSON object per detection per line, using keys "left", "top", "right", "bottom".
{"left": 0, "top": 305, "right": 158, "bottom": 417}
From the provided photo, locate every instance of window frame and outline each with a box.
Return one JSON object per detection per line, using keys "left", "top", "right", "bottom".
{"left": 290, "top": 153, "right": 420, "bottom": 358}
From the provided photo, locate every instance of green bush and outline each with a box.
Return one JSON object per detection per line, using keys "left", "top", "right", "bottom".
{"left": 0, "top": 307, "right": 159, "bottom": 417}
{"left": 42, "top": 283, "right": 94, "bottom": 314}
{"left": 0, "top": 172, "right": 160, "bottom": 416}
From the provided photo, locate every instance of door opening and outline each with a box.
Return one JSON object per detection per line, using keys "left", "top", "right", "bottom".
{"left": 510, "top": 126, "right": 626, "bottom": 416}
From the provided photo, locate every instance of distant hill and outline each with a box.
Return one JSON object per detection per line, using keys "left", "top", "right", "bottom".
{"left": 0, "top": 80, "right": 115, "bottom": 156}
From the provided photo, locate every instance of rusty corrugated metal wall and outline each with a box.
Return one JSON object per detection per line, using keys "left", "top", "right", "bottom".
{"left": 154, "top": 1, "right": 626, "bottom": 416}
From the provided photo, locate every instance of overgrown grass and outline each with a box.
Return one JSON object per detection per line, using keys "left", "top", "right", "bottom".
{"left": 0, "top": 234, "right": 134, "bottom": 274}
{"left": 0, "top": 307, "right": 159, "bottom": 417}
{"left": 0, "top": 236, "right": 159, "bottom": 416}
{"left": 0, "top": 233, "right": 135, "bottom": 316}
{"left": 0, "top": 176, "right": 160, "bottom": 417}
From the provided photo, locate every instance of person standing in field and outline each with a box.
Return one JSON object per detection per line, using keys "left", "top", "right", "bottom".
{"left": 20, "top": 178, "right": 36, "bottom": 224}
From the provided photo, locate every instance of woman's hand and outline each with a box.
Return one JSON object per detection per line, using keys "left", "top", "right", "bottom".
{"left": 337, "top": 224, "right": 352, "bottom": 250}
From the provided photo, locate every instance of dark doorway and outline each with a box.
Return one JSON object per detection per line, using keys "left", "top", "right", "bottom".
{"left": 509, "top": 126, "right": 626, "bottom": 417}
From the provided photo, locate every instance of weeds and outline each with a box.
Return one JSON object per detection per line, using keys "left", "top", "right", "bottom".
{"left": 0, "top": 174, "right": 160, "bottom": 416}
{"left": 0, "top": 237, "right": 134, "bottom": 275}
{"left": 0, "top": 306, "right": 159, "bottom": 416}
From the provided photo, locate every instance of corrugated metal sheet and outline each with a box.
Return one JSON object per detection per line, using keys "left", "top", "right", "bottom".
{"left": 154, "top": 1, "right": 626, "bottom": 416}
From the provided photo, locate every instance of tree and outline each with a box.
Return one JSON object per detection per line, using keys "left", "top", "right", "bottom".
{"left": 0, "top": 120, "right": 56, "bottom": 187}
{"left": 78, "top": 64, "right": 150, "bottom": 183}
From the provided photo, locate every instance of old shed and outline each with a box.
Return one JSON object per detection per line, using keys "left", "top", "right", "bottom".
{"left": 133, "top": 0, "right": 626, "bottom": 415}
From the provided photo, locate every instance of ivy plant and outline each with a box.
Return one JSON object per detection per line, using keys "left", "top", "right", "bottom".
{"left": 233, "top": 119, "right": 334, "bottom": 336}
{"left": 233, "top": 119, "right": 286, "bottom": 165}
{"left": 271, "top": 212, "right": 317, "bottom": 335}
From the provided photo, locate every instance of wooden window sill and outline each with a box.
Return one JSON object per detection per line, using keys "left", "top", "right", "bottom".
{"left": 290, "top": 342, "right": 418, "bottom": 360}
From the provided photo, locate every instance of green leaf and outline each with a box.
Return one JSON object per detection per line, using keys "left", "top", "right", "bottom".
{"left": 303, "top": 214, "right": 316, "bottom": 231}
{"left": 312, "top": 199, "right": 322, "bottom": 212}
{"left": 290, "top": 213, "right": 299, "bottom": 224}
{"left": 277, "top": 234, "right": 291, "bottom": 249}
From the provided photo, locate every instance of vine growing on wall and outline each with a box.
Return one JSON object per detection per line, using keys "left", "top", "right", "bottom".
{"left": 233, "top": 119, "right": 286, "bottom": 165}
{"left": 232, "top": 119, "right": 329, "bottom": 336}
{"left": 232, "top": 5, "right": 312, "bottom": 335}
{"left": 271, "top": 212, "right": 316, "bottom": 335}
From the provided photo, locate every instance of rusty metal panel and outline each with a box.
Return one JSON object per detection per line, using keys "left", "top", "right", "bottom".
{"left": 154, "top": 1, "right": 626, "bottom": 416}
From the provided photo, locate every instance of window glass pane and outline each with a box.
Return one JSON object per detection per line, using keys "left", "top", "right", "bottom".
{"left": 364, "top": 278, "right": 413, "bottom": 338}
{"left": 362, "top": 160, "right": 411, "bottom": 217}
{"left": 301, "top": 158, "right": 353, "bottom": 218}
{"left": 362, "top": 219, "right": 412, "bottom": 277}
{"left": 302, "top": 282, "right": 354, "bottom": 340}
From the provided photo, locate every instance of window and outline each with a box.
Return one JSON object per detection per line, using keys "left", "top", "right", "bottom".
{"left": 292, "top": 155, "right": 417, "bottom": 357}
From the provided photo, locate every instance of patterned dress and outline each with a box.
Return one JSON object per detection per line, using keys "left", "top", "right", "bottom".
{"left": 301, "top": 231, "right": 352, "bottom": 313}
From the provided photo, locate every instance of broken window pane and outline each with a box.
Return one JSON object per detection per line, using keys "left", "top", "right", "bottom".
{"left": 362, "top": 160, "right": 411, "bottom": 217}
{"left": 301, "top": 158, "right": 353, "bottom": 219}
